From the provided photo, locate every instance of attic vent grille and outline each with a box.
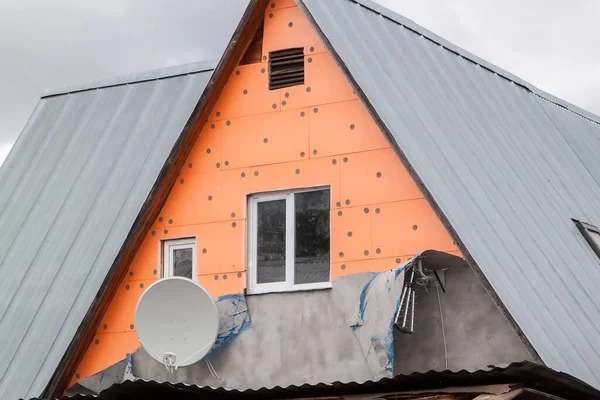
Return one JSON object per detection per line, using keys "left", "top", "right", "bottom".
{"left": 269, "top": 48, "right": 305, "bottom": 90}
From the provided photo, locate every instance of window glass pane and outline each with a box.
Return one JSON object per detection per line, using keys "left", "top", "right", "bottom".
{"left": 257, "top": 199, "right": 286, "bottom": 284}
{"left": 295, "top": 190, "right": 330, "bottom": 284}
{"left": 173, "top": 247, "right": 193, "bottom": 279}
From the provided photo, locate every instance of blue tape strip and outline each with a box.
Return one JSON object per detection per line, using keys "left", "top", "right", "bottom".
{"left": 357, "top": 273, "right": 380, "bottom": 325}
{"left": 204, "top": 293, "right": 252, "bottom": 360}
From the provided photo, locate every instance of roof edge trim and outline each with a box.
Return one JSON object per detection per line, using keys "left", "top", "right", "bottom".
{"left": 42, "top": 59, "right": 218, "bottom": 98}
{"left": 348, "top": 0, "right": 600, "bottom": 126}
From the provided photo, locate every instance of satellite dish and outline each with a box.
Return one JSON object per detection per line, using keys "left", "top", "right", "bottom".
{"left": 135, "top": 277, "right": 219, "bottom": 372}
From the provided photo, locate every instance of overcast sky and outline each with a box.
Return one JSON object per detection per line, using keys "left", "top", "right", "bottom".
{"left": 1, "top": 0, "right": 599, "bottom": 165}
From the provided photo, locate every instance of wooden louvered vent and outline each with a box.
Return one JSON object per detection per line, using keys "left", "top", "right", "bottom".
{"left": 269, "top": 48, "right": 305, "bottom": 90}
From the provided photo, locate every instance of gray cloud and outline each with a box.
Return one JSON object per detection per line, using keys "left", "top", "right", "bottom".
{"left": 0, "top": 0, "right": 247, "bottom": 148}
{"left": 1, "top": 0, "right": 599, "bottom": 164}
{"left": 377, "top": 0, "right": 600, "bottom": 111}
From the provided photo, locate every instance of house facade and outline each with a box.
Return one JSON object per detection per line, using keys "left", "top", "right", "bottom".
{"left": 2, "top": 0, "right": 600, "bottom": 399}
{"left": 68, "top": 0, "right": 533, "bottom": 393}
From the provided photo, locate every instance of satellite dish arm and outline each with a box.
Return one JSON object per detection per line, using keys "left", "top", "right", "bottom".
{"left": 175, "top": 340, "right": 216, "bottom": 370}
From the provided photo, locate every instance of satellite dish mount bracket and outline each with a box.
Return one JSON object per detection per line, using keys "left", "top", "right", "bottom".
{"left": 163, "top": 352, "right": 177, "bottom": 373}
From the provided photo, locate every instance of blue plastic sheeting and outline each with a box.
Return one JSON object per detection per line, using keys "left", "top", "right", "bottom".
{"left": 355, "top": 262, "right": 410, "bottom": 328}
{"left": 350, "top": 261, "right": 409, "bottom": 379}
{"left": 354, "top": 274, "right": 379, "bottom": 329}
{"left": 204, "top": 294, "right": 252, "bottom": 360}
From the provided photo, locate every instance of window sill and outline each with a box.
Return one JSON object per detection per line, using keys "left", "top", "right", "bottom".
{"left": 246, "top": 282, "right": 332, "bottom": 295}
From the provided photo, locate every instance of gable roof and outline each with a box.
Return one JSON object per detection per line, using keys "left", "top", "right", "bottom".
{"left": 298, "top": 0, "right": 600, "bottom": 388}
{"left": 4, "top": 0, "right": 600, "bottom": 397}
{"left": 0, "top": 60, "right": 215, "bottom": 400}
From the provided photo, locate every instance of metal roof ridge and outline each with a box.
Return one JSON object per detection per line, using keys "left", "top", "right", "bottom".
{"left": 41, "top": 59, "right": 218, "bottom": 98}
{"left": 346, "top": 0, "right": 600, "bottom": 126}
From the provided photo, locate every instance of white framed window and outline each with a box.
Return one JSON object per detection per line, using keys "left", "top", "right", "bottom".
{"left": 247, "top": 187, "right": 331, "bottom": 294}
{"left": 163, "top": 238, "right": 196, "bottom": 280}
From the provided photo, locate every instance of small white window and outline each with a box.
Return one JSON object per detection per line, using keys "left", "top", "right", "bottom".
{"left": 163, "top": 238, "right": 196, "bottom": 280}
{"left": 248, "top": 187, "right": 331, "bottom": 294}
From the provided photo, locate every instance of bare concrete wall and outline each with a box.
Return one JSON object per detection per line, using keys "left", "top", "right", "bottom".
{"left": 394, "top": 266, "right": 535, "bottom": 374}
{"left": 133, "top": 272, "right": 378, "bottom": 390}
{"left": 78, "top": 265, "right": 535, "bottom": 394}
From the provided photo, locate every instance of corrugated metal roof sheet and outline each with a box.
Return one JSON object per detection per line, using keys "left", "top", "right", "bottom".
{"left": 42, "top": 60, "right": 216, "bottom": 98}
{"left": 41, "top": 362, "right": 600, "bottom": 399}
{"left": 300, "top": 0, "right": 600, "bottom": 389}
{"left": 0, "top": 61, "right": 214, "bottom": 400}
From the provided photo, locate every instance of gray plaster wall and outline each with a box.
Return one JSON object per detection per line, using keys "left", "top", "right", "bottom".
{"left": 394, "top": 266, "right": 536, "bottom": 374}
{"left": 133, "top": 272, "right": 376, "bottom": 389}
{"left": 84, "top": 265, "right": 534, "bottom": 393}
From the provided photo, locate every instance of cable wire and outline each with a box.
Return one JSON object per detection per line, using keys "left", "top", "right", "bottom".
{"left": 206, "top": 359, "right": 222, "bottom": 381}
{"left": 436, "top": 284, "right": 448, "bottom": 370}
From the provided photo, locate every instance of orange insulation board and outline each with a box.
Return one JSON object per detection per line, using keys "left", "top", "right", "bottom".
{"left": 71, "top": 3, "right": 460, "bottom": 385}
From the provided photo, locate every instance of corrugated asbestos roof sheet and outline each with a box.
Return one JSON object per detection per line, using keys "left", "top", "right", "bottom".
{"left": 42, "top": 362, "right": 600, "bottom": 399}
{"left": 0, "top": 60, "right": 215, "bottom": 400}
{"left": 299, "top": 0, "right": 600, "bottom": 390}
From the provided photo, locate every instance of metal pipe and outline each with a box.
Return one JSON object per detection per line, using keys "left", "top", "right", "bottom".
{"left": 399, "top": 268, "right": 414, "bottom": 327}
{"left": 410, "top": 290, "right": 416, "bottom": 332}
{"left": 395, "top": 285, "right": 408, "bottom": 324}
{"left": 401, "top": 287, "right": 411, "bottom": 327}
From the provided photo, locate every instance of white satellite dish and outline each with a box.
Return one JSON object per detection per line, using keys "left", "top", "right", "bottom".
{"left": 135, "top": 277, "right": 219, "bottom": 372}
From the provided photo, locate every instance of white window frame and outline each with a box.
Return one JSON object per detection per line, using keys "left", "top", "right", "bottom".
{"left": 163, "top": 238, "right": 197, "bottom": 280}
{"left": 247, "top": 187, "right": 332, "bottom": 295}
